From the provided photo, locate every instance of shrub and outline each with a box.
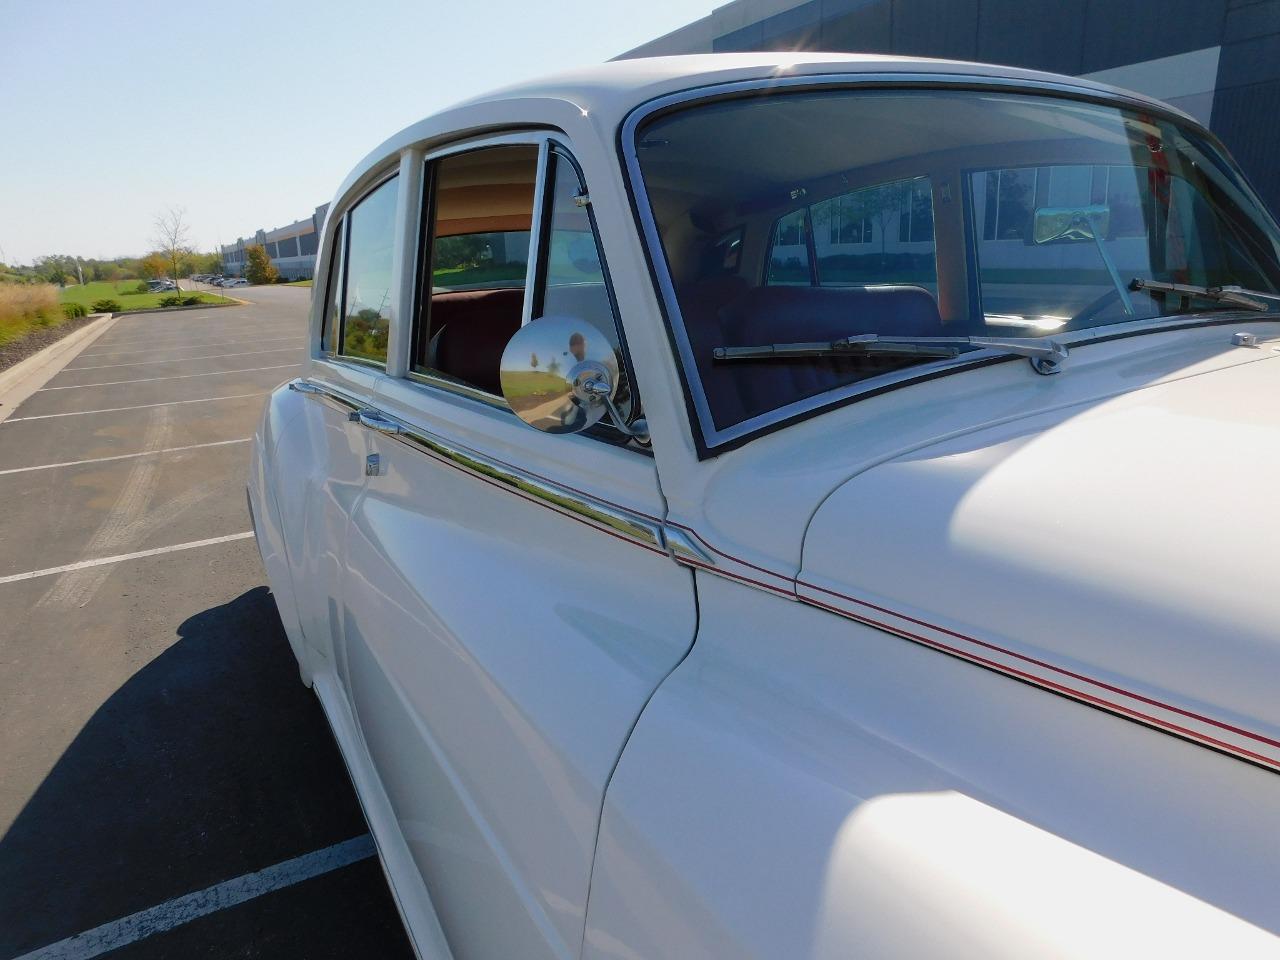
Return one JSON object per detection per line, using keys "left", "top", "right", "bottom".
{"left": 159, "top": 294, "right": 183, "bottom": 307}
{"left": 0, "top": 284, "right": 62, "bottom": 344}
{"left": 91, "top": 298, "right": 121, "bottom": 312}
{"left": 133, "top": 281, "right": 150, "bottom": 294}
{"left": 63, "top": 302, "right": 88, "bottom": 319}
{"left": 182, "top": 295, "right": 201, "bottom": 306}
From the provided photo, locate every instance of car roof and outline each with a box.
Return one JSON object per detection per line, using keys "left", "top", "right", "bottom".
{"left": 332, "top": 52, "right": 1197, "bottom": 219}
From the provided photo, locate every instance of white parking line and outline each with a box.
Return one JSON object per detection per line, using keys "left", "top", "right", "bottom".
{"left": 11, "top": 835, "right": 375, "bottom": 960}
{"left": 0, "top": 532, "right": 255, "bottom": 586}
{"left": 2, "top": 392, "right": 266, "bottom": 423}
{"left": 86, "top": 328, "right": 290, "bottom": 348}
{"left": 0, "top": 439, "right": 250, "bottom": 476}
{"left": 67, "top": 346, "right": 304, "bottom": 371}
{"left": 78, "top": 337, "right": 304, "bottom": 356}
{"left": 79, "top": 335, "right": 305, "bottom": 357}
{"left": 39, "top": 363, "right": 298, "bottom": 391}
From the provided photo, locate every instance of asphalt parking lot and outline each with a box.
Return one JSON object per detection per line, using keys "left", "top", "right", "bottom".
{"left": 0, "top": 286, "right": 415, "bottom": 959}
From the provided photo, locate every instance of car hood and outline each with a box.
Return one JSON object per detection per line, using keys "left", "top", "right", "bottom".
{"left": 798, "top": 351, "right": 1280, "bottom": 770}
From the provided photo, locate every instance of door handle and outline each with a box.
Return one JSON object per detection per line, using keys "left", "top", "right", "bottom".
{"left": 357, "top": 409, "right": 402, "bottom": 435}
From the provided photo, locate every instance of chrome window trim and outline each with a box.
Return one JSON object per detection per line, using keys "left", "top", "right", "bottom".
{"left": 404, "top": 368, "right": 513, "bottom": 412}
{"left": 521, "top": 140, "right": 552, "bottom": 327}
{"left": 288, "top": 377, "right": 666, "bottom": 554}
{"left": 619, "top": 71, "right": 1227, "bottom": 456}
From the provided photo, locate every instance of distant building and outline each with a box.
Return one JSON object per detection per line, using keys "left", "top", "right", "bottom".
{"left": 221, "top": 203, "right": 330, "bottom": 279}
{"left": 619, "top": 0, "right": 1280, "bottom": 215}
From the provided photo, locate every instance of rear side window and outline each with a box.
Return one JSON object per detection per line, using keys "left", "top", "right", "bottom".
{"left": 340, "top": 175, "right": 400, "bottom": 366}
{"left": 766, "top": 177, "right": 938, "bottom": 293}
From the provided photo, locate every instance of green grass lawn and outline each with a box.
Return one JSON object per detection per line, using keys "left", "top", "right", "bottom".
{"left": 59, "top": 280, "right": 231, "bottom": 312}
{"left": 284, "top": 279, "right": 313, "bottom": 287}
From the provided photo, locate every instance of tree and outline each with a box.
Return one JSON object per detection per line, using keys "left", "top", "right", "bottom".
{"left": 152, "top": 206, "right": 192, "bottom": 281}
{"left": 244, "top": 244, "right": 279, "bottom": 285}
{"left": 34, "top": 255, "right": 74, "bottom": 287}
{"left": 140, "top": 252, "right": 169, "bottom": 279}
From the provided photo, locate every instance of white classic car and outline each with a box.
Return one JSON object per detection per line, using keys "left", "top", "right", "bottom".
{"left": 248, "top": 54, "right": 1280, "bottom": 958}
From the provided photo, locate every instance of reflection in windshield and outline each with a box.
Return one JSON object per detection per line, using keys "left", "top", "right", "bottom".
{"left": 634, "top": 88, "right": 1280, "bottom": 431}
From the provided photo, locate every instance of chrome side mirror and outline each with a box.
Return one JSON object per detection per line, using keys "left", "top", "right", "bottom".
{"left": 500, "top": 316, "right": 636, "bottom": 437}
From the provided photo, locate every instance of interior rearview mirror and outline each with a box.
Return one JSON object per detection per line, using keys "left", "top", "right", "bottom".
{"left": 500, "top": 316, "right": 620, "bottom": 435}
{"left": 1033, "top": 205, "right": 1111, "bottom": 245}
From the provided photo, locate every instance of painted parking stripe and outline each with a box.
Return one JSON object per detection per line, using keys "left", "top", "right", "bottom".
{"left": 86, "top": 328, "right": 294, "bottom": 347}
{"left": 1, "top": 392, "right": 266, "bottom": 423}
{"left": 78, "top": 336, "right": 304, "bottom": 356}
{"left": 39, "top": 363, "right": 298, "bottom": 391}
{"left": 0, "top": 531, "right": 255, "bottom": 586}
{"left": 67, "top": 346, "right": 304, "bottom": 371}
{"left": 79, "top": 335, "right": 305, "bottom": 357}
{"left": 11, "top": 835, "right": 375, "bottom": 960}
{"left": 0, "top": 439, "right": 250, "bottom": 476}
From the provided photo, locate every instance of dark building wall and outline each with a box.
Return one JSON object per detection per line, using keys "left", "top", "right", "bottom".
{"left": 701, "top": 0, "right": 1280, "bottom": 216}
{"left": 1213, "top": 0, "right": 1280, "bottom": 214}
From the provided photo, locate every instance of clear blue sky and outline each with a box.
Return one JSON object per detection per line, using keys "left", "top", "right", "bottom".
{"left": 0, "top": 0, "right": 707, "bottom": 265}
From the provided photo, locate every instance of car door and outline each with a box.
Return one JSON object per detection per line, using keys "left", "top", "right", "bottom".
{"left": 340, "top": 134, "right": 698, "bottom": 959}
{"left": 275, "top": 176, "right": 396, "bottom": 678}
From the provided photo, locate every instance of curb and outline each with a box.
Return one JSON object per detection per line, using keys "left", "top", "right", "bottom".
{"left": 0, "top": 312, "right": 120, "bottom": 424}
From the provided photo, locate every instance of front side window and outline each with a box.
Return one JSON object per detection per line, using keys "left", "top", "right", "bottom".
{"left": 632, "top": 88, "right": 1280, "bottom": 440}
{"left": 413, "top": 144, "right": 537, "bottom": 394}
{"left": 340, "top": 175, "right": 400, "bottom": 366}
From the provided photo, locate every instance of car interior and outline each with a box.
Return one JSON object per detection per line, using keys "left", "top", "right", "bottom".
{"left": 636, "top": 88, "right": 1279, "bottom": 431}
{"left": 415, "top": 144, "right": 539, "bottom": 395}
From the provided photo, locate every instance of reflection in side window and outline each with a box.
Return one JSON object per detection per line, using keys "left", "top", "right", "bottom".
{"left": 535, "top": 150, "right": 634, "bottom": 423}
{"left": 341, "top": 175, "right": 399, "bottom": 365}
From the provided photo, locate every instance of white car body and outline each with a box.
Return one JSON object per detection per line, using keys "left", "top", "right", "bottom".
{"left": 248, "top": 54, "right": 1280, "bottom": 959}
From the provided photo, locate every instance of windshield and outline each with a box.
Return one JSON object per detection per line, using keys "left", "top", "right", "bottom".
{"left": 632, "top": 87, "right": 1280, "bottom": 436}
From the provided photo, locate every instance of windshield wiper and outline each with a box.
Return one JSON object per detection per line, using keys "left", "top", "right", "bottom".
{"left": 1129, "top": 278, "right": 1274, "bottom": 312}
{"left": 713, "top": 334, "right": 1069, "bottom": 375}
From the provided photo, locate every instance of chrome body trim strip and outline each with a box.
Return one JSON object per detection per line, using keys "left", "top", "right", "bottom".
{"left": 388, "top": 423, "right": 666, "bottom": 553}
{"left": 661, "top": 526, "right": 715, "bottom": 566}
{"left": 618, "top": 72, "right": 1239, "bottom": 456}
{"left": 288, "top": 378, "right": 665, "bottom": 555}
{"left": 289, "top": 378, "right": 364, "bottom": 414}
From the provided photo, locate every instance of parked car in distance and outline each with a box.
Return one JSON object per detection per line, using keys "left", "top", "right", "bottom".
{"left": 223, "top": 277, "right": 247, "bottom": 287}
{"left": 249, "top": 54, "right": 1280, "bottom": 959}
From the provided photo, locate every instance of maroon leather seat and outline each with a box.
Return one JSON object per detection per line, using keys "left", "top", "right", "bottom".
{"left": 430, "top": 288, "right": 525, "bottom": 395}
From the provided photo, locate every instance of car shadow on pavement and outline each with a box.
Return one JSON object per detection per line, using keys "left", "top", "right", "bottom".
{"left": 0, "top": 587, "right": 413, "bottom": 959}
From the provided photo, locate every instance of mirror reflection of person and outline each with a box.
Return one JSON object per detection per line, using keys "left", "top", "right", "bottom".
{"left": 560, "top": 331, "right": 591, "bottom": 430}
